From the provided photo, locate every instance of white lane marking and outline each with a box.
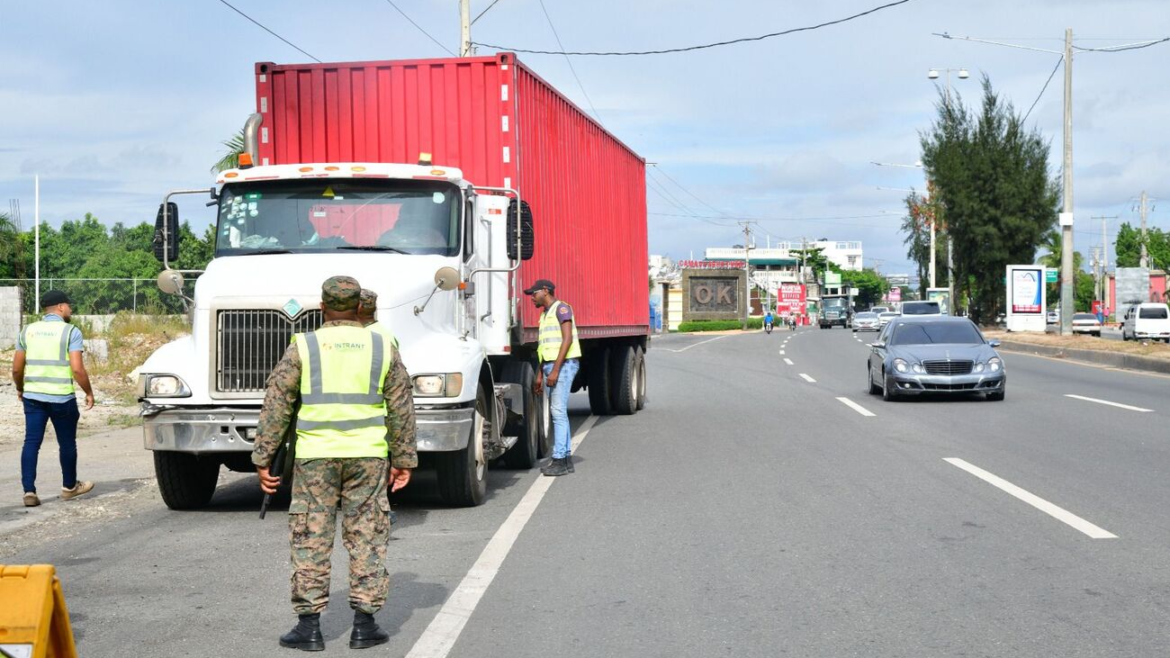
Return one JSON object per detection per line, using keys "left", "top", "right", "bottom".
{"left": 779, "top": 350, "right": 786, "bottom": 355}
{"left": 406, "top": 416, "right": 600, "bottom": 658}
{"left": 783, "top": 358, "right": 794, "bottom": 365}
{"left": 1065, "top": 394, "right": 1152, "bottom": 413}
{"left": 837, "top": 397, "right": 876, "bottom": 417}
{"left": 799, "top": 373, "right": 816, "bottom": 383}
{"left": 943, "top": 458, "right": 1117, "bottom": 539}
{"left": 664, "top": 335, "right": 729, "bottom": 353}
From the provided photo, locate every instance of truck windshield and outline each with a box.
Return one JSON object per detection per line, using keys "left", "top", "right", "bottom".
{"left": 215, "top": 179, "right": 460, "bottom": 257}
{"left": 823, "top": 298, "right": 848, "bottom": 308}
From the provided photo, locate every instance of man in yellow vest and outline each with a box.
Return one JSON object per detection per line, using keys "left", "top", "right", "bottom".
{"left": 526, "top": 279, "right": 581, "bottom": 477}
{"left": 251, "top": 276, "right": 417, "bottom": 651}
{"left": 12, "top": 290, "right": 96, "bottom": 507}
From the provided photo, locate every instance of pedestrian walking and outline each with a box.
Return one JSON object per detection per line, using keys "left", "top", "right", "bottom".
{"left": 252, "top": 276, "right": 417, "bottom": 651}
{"left": 526, "top": 279, "right": 580, "bottom": 477}
{"left": 12, "top": 290, "right": 95, "bottom": 507}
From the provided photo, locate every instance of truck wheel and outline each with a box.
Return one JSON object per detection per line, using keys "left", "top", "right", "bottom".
{"left": 610, "top": 345, "right": 638, "bottom": 415}
{"left": 537, "top": 386, "right": 552, "bottom": 458}
{"left": 154, "top": 451, "right": 220, "bottom": 510}
{"left": 436, "top": 385, "right": 489, "bottom": 507}
{"left": 588, "top": 347, "right": 613, "bottom": 415}
{"left": 500, "top": 362, "right": 539, "bottom": 469}
{"left": 634, "top": 346, "right": 647, "bottom": 411}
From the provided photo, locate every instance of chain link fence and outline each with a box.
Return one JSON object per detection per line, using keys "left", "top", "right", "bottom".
{"left": 0, "top": 277, "right": 200, "bottom": 315}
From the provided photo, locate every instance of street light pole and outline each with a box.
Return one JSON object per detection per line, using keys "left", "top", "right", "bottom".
{"left": 1059, "top": 28, "right": 1075, "bottom": 336}
{"left": 929, "top": 67, "right": 968, "bottom": 314}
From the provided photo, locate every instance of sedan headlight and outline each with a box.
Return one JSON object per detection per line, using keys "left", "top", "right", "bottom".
{"left": 140, "top": 374, "right": 192, "bottom": 398}
{"left": 988, "top": 357, "right": 1002, "bottom": 373}
{"left": 974, "top": 362, "right": 985, "bottom": 373}
{"left": 412, "top": 373, "right": 464, "bottom": 397}
{"left": 893, "top": 358, "right": 909, "bottom": 373}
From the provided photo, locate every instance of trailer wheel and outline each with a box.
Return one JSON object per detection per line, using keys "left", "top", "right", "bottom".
{"left": 587, "top": 347, "right": 613, "bottom": 415}
{"left": 634, "top": 346, "right": 647, "bottom": 411}
{"left": 154, "top": 451, "right": 220, "bottom": 510}
{"left": 500, "top": 361, "right": 540, "bottom": 469}
{"left": 436, "top": 385, "right": 489, "bottom": 507}
{"left": 610, "top": 345, "right": 638, "bottom": 415}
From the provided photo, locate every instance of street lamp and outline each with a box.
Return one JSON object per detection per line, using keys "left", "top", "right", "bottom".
{"left": 929, "top": 67, "right": 969, "bottom": 107}
{"left": 927, "top": 67, "right": 970, "bottom": 313}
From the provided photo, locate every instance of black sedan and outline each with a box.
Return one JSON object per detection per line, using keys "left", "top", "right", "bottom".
{"left": 867, "top": 316, "right": 1005, "bottom": 401}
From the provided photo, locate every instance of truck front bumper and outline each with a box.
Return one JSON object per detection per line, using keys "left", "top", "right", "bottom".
{"left": 142, "top": 404, "right": 475, "bottom": 453}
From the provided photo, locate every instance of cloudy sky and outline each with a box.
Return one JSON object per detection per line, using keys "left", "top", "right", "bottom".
{"left": 2, "top": 0, "right": 1168, "bottom": 279}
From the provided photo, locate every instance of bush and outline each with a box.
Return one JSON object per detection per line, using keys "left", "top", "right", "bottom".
{"left": 677, "top": 318, "right": 763, "bottom": 332}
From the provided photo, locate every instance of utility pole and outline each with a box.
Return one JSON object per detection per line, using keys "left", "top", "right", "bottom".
{"left": 739, "top": 222, "right": 754, "bottom": 330}
{"left": 1090, "top": 215, "right": 1117, "bottom": 313}
{"left": 1059, "top": 27, "right": 1075, "bottom": 336}
{"left": 1139, "top": 190, "right": 1149, "bottom": 268}
{"left": 459, "top": 0, "right": 472, "bottom": 57}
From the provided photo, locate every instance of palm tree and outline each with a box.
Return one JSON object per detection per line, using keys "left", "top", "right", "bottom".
{"left": 212, "top": 129, "right": 246, "bottom": 174}
{"left": 0, "top": 212, "right": 24, "bottom": 278}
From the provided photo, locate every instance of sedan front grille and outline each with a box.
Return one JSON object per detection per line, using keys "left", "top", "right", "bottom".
{"left": 216, "top": 309, "right": 323, "bottom": 392}
{"left": 922, "top": 382, "right": 978, "bottom": 391}
{"left": 923, "top": 360, "right": 974, "bottom": 376}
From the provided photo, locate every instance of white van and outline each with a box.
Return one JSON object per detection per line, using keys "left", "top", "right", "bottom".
{"left": 1122, "top": 303, "right": 1170, "bottom": 342}
{"left": 900, "top": 300, "right": 942, "bottom": 316}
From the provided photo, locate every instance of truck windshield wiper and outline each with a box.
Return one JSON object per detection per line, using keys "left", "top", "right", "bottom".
{"left": 245, "top": 249, "right": 293, "bottom": 255}
{"left": 336, "top": 245, "right": 410, "bottom": 254}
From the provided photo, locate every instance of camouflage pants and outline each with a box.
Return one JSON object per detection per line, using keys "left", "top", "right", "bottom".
{"left": 289, "top": 458, "right": 390, "bottom": 615}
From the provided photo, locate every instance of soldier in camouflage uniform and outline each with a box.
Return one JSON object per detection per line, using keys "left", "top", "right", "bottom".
{"left": 253, "top": 275, "right": 417, "bottom": 651}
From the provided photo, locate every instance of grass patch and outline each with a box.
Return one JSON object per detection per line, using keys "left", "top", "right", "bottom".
{"left": 678, "top": 318, "right": 764, "bottom": 332}
{"left": 106, "top": 412, "right": 143, "bottom": 428}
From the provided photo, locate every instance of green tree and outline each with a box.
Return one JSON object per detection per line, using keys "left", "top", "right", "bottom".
{"left": 919, "top": 75, "right": 1060, "bottom": 323}
{"left": 213, "top": 129, "right": 246, "bottom": 173}
{"left": 1114, "top": 222, "right": 1170, "bottom": 271}
{"left": 841, "top": 268, "right": 890, "bottom": 309}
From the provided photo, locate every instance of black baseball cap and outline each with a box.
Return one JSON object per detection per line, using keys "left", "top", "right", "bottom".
{"left": 523, "top": 279, "right": 555, "bottom": 295}
{"left": 40, "top": 290, "right": 72, "bottom": 308}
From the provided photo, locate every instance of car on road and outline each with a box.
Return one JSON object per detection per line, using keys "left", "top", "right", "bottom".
{"left": 878, "top": 311, "right": 899, "bottom": 329}
{"left": 1121, "top": 302, "right": 1170, "bottom": 342}
{"left": 853, "top": 312, "right": 881, "bottom": 332}
{"left": 1046, "top": 308, "right": 1061, "bottom": 324}
{"left": 870, "top": 306, "right": 891, "bottom": 315}
{"left": 900, "top": 300, "right": 943, "bottom": 316}
{"left": 867, "top": 316, "right": 1005, "bottom": 402}
{"left": 1071, "top": 312, "right": 1102, "bottom": 337}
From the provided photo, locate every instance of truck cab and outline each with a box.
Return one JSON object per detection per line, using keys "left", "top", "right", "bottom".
{"left": 139, "top": 161, "right": 539, "bottom": 509}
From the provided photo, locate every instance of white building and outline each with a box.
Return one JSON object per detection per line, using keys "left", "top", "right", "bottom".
{"left": 704, "top": 241, "right": 863, "bottom": 273}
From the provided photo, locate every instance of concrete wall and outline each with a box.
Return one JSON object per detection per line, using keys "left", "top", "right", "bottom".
{"left": 680, "top": 268, "right": 747, "bottom": 323}
{"left": 0, "top": 287, "right": 21, "bottom": 350}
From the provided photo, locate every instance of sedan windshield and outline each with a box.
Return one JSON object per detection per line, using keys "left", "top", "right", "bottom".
{"left": 890, "top": 322, "right": 983, "bottom": 346}
{"left": 215, "top": 179, "right": 460, "bottom": 257}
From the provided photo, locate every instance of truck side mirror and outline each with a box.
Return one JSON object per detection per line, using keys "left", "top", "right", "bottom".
{"left": 507, "top": 199, "right": 535, "bottom": 261}
{"left": 153, "top": 202, "right": 180, "bottom": 263}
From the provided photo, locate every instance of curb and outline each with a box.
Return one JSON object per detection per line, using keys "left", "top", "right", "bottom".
{"left": 997, "top": 340, "right": 1170, "bottom": 375}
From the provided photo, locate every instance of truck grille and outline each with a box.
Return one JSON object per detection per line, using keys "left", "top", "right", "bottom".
{"left": 923, "top": 360, "right": 973, "bottom": 376}
{"left": 216, "top": 309, "right": 323, "bottom": 392}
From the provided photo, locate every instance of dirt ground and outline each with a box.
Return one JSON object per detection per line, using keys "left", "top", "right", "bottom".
{"left": 0, "top": 316, "right": 189, "bottom": 447}
{"left": 984, "top": 329, "right": 1170, "bottom": 361}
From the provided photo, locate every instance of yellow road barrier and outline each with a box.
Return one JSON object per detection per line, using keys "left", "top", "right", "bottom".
{"left": 0, "top": 565, "right": 78, "bottom": 658}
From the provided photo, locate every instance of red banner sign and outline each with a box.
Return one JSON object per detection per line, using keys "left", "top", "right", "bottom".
{"left": 680, "top": 260, "right": 746, "bottom": 269}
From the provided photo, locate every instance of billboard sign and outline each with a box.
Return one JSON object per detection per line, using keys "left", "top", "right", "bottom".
{"left": 776, "top": 283, "right": 806, "bottom": 315}
{"left": 887, "top": 287, "right": 902, "bottom": 302}
{"left": 926, "top": 288, "right": 952, "bottom": 316}
{"left": 1005, "top": 265, "right": 1046, "bottom": 332}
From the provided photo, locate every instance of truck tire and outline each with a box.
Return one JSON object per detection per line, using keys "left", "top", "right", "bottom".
{"left": 500, "top": 361, "right": 540, "bottom": 469}
{"left": 588, "top": 347, "right": 613, "bottom": 415}
{"left": 154, "top": 451, "right": 220, "bottom": 510}
{"left": 537, "top": 386, "right": 552, "bottom": 458}
{"left": 436, "top": 385, "right": 489, "bottom": 507}
{"left": 635, "top": 346, "right": 647, "bottom": 411}
{"left": 610, "top": 345, "right": 638, "bottom": 415}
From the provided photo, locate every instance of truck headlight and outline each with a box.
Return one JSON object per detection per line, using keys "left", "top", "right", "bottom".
{"left": 893, "top": 358, "right": 909, "bottom": 373}
{"left": 412, "top": 373, "right": 463, "bottom": 397}
{"left": 141, "top": 374, "right": 192, "bottom": 398}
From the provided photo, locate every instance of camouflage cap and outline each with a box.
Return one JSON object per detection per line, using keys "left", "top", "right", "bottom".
{"left": 359, "top": 288, "right": 378, "bottom": 311}
{"left": 321, "top": 275, "right": 361, "bottom": 311}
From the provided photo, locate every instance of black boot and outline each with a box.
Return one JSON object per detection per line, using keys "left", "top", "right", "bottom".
{"left": 279, "top": 613, "right": 324, "bottom": 651}
{"left": 350, "top": 611, "right": 390, "bottom": 649}
{"left": 542, "top": 457, "right": 569, "bottom": 477}
{"left": 564, "top": 454, "right": 575, "bottom": 473}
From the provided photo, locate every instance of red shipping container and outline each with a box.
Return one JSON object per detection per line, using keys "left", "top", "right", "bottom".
{"left": 254, "top": 54, "right": 649, "bottom": 341}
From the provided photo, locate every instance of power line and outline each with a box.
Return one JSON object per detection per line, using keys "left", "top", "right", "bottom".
{"left": 473, "top": 0, "right": 913, "bottom": 56}
{"left": 1073, "top": 37, "right": 1170, "bottom": 53}
{"left": 213, "top": 0, "right": 321, "bottom": 63}
{"left": 650, "top": 165, "right": 734, "bottom": 219}
{"left": 536, "top": 0, "right": 603, "bottom": 124}
{"left": 1022, "top": 56, "right": 1063, "bottom": 123}
{"left": 471, "top": 0, "right": 503, "bottom": 26}
{"left": 382, "top": 0, "right": 456, "bottom": 57}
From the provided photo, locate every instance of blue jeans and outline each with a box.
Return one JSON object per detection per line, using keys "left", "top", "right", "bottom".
{"left": 542, "top": 359, "right": 579, "bottom": 460}
{"left": 22, "top": 397, "right": 80, "bottom": 494}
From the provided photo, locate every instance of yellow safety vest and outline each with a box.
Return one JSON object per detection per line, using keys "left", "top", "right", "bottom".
{"left": 293, "top": 325, "right": 391, "bottom": 460}
{"left": 367, "top": 321, "right": 400, "bottom": 351}
{"left": 538, "top": 301, "right": 582, "bottom": 363}
{"left": 22, "top": 321, "right": 76, "bottom": 396}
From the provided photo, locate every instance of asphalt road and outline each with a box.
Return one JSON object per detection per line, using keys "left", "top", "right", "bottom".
{"left": 11, "top": 328, "right": 1170, "bottom": 656}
